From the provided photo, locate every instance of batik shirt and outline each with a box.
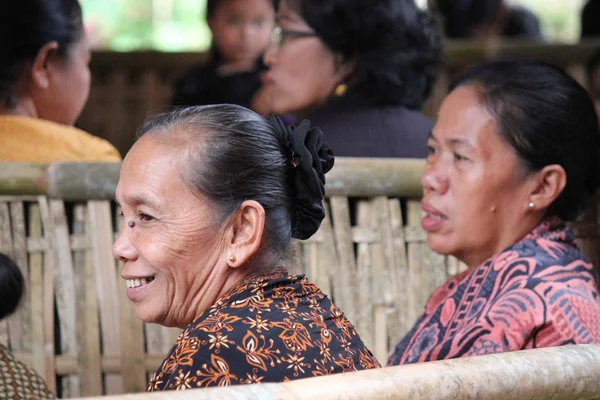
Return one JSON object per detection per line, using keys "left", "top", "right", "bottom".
{"left": 149, "top": 269, "right": 380, "bottom": 390}
{"left": 0, "top": 345, "right": 55, "bottom": 399}
{"left": 389, "top": 218, "right": 600, "bottom": 365}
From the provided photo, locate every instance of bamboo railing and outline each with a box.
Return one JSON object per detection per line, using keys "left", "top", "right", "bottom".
{"left": 0, "top": 160, "right": 599, "bottom": 397}
{"left": 71, "top": 344, "right": 600, "bottom": 400}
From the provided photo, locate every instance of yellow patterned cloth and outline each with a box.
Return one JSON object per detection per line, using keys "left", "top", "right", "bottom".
{"left": 0, "top": 115, "right": 121, "bottom": 162}
{"left": 0, "top": 345, "right": 55, "bottom": 399}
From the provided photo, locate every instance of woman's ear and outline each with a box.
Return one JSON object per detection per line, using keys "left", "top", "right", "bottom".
{"left": 334, "top": 54, "right": 357, "bottom": 84}
{"left": 30, "top": 42, "right": 59, "bottom": 91}
{"left": 224, "top": 200, "right": 266, "bottom": 267}
{"left": 528, "top": 164, "right": 567, "bottom": 212}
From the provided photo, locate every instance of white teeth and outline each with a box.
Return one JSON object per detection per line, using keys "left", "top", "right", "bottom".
{"left": 426, "top": 212, "right": 445, "bottom": 220}
{"left": 126, "top": 278, "right": 153, "bottom": 289}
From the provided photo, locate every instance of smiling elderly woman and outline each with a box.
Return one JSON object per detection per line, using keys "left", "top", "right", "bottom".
{"left": 388, "top": 60, "right": 600, "bottom": 365}
{"left": 113, "top": 105, "right": 380, "bottom": 390}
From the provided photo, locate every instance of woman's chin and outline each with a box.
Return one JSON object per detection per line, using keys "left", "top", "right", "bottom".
{"left": 426, "top": 235, "right": 455, "bottom": 256}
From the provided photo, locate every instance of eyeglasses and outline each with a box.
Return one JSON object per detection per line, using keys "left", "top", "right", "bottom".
{"left": 270, "top": 26, "right": 318, "bottom": 48}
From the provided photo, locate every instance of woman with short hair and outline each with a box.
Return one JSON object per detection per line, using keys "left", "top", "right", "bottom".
{"left": 254, "top": 0, "right": 442, "bottom": 158}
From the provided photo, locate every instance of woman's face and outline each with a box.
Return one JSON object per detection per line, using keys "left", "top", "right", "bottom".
{"left": 34, "top": 34, "right": 91, "bottom": 126}
{"left": 261, "top": 0, "right": 346, "bottom": 115}
{"left": 113, "top": 135, "right": 228, "bottom": 328}
{"left": 421, "top": 85, "right": 534, "bottom": 268}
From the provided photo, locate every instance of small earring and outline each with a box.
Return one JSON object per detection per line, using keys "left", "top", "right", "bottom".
{"left": 490, "top": 205, "right": 496, "bottom": 213}
{"left": 335, "top": 83, "right": 347, "bottom": 97}
{"left": 128, "top": 220, "right": 135, "bottom": 228}
{"left": 228, "top": 255, "right": 236, "bottom": 263}
{"left": 528, "top": 201, "right": 535, "bottom": 209}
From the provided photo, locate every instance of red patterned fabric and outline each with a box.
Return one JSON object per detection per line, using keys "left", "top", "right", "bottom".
{"left": 388, "top": 217, "right": 600, "bottom": 365}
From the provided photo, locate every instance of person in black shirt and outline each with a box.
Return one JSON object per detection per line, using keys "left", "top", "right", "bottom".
{"left": 172, "top": 0, "right": 274, "bottom": 108}
{"left": 432, "top": 0, "right": 543, "bottom": 40}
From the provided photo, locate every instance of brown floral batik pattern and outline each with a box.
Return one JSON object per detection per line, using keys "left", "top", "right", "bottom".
{"left": 0, "top": 345, "right": 55, "bottom": 399}
{"left": 149, "top": 269, "right": 380, "bottom": 391}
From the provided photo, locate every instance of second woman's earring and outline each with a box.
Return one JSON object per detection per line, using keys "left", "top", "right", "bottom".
{"left": 528, "top": 201, "right": 535, "bottom": 209}
{"left": 335, "top": 83, "right": 347, "bottom": 97}
{"left": 228, "top": 255, "right": 236, "bottom": 263}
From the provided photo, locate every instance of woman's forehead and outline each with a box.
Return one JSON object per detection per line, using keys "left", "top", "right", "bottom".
{"left": 118, "top": 137, "right": 185, "bottom": 204}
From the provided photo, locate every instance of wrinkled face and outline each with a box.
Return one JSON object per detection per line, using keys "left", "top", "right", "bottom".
{"left": 113, "top": 134, "right": 226, "bottom": 327}
{"left": 261, "top": 0, "right": 343, "bottom": 115}
{"left": 35, "top": 34, "right": 91, "bottom": 126}
{"left": 421, "top": 85, "right": 531, "bottom": 267}
{"left": 209, "top": 0, "right": 275, "bottom": 65}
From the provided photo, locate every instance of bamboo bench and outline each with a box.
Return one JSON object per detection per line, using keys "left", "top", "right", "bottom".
{"left": 0, "top": 159, "right": 598, "bottom": 398}
{"left": 73, "top": 344, "right": 600, "bottom": 400}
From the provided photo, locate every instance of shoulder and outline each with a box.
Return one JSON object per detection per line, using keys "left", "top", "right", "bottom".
{"left": 66, "top": 126, "right": 122, "bottom": 161}
{"left": 0, "top": 345, "right": 55, "bottom": 398}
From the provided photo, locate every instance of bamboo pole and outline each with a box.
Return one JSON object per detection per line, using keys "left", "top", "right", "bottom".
{"left": 0, "top": 159, "right": 425, "bottom": 199}
{"left": 71, "top": 345, "right": 600, "bottom": 400}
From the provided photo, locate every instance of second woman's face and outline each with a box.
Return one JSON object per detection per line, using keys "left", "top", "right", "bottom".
{"left": 261, "top": 0, "right": 344, "bottom": 115}
{"left": 113, "top": 135, "right": 226, "bottom": 328}
{"left": 421, "top": 85, "right": 533, "bottom": 268}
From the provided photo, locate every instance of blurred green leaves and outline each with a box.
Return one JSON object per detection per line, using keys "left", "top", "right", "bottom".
{"left": 81, "top": 0, "right": 211, "bottom": 51}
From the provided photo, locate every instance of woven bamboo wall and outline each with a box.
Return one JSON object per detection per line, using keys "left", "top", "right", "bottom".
{"left": 0, "top": 160, "right": 598, "bottom": 397}
{"left": 78, "top": 40, "right": 600, "bottom": 156}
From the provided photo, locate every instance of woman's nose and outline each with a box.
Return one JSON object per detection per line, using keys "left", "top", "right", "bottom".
{"left": 421, "top": 164, "right": 449, "bottom": 195}
{"left": 112, "top": 228, "right": 137, "bottom": 263}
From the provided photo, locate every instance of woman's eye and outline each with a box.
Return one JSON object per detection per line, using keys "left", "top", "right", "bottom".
{"left": 427, "top": 145, "right": 437, "bottom": 155}
{"left": 138, "top": 213, "right": 155, "bottom": 222}
{"left": 453, "top": 153, "right": 468, "bottom": 162}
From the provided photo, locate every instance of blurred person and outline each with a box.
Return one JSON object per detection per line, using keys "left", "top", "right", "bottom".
{"left": 581, "top": 0, "right": 600, "bottom": 38}
{"left": 586, "top": 47, "right": 600, "bottom": 117}
{"left": 388, "top": 60, "right": 600, "bottom": 365}
{"left": 172, "top": 0, "right": 275, "bottom": 108}
{"left": 0, "top": 0, "right": 120, "bottom": 162}
{"left": 0, "top": 253, "right": 56, "bottom": 399}
{"left": 432, "top": 0, "right": 543, "bottom": 40}
{"left": 254, "top": 0, "right": 442, "bottom": 158}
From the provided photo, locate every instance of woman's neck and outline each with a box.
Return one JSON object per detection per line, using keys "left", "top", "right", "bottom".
{"left": 0, "top": 98, "right": 37, "bottom": 119}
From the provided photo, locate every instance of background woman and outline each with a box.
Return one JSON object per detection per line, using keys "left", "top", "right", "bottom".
{"left": 389, "top": 60, "right": 600, "bottom": 365}
{"left": 113, "top": 105, "right": 380, "bottom": 390}
{"left": 254, "top": 0, "right": 442, "bottom": 158}
{"left": 0, "top": 0, "right": 120, "bottom": 161}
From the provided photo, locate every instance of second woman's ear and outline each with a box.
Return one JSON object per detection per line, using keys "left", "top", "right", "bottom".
{"left": 527, "top": 164, "right": 567, "bottom": 212}
{"left": 30, "top": 41, "right": 59, "bottom": 91}
{"left": 225, "top": 200, "right": 266, "bottom": 267}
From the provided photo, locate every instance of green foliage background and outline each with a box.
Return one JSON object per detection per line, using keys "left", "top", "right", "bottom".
{"left": 81, "top": 0, "right": 586, "bottom": 52}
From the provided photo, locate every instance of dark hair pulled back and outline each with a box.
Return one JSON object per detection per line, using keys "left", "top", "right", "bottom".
{"left": 139, "top": 104, "right": 334, "bottom": 262}
{"left": 0, "top": 0, "right": 84, "bottom": 107}
{"left": 450, "top": 59, "right": 600, "bottom": 221}
{"left": 0, "top": 253, "right": 25, "bottom": 320}
{"left": 286, "top": 0, "right": 443, "bottom": 109}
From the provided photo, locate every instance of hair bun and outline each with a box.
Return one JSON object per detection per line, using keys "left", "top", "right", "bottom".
{"left": 268, "top": 115, "right": 335, "bottom": 240}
